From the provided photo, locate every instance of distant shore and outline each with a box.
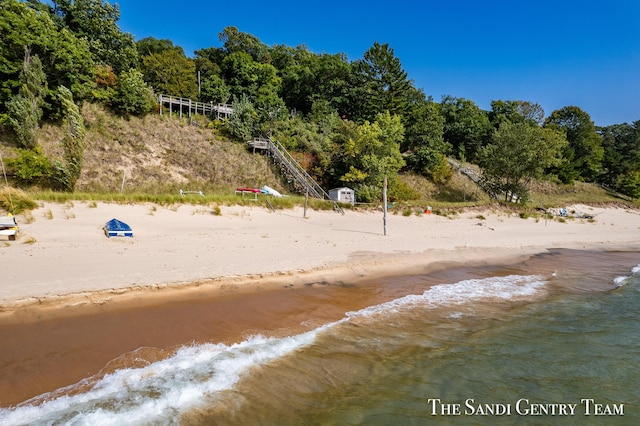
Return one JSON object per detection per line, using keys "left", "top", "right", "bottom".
{"left": 1, "top": 202, "right": 639, "bottom": 319}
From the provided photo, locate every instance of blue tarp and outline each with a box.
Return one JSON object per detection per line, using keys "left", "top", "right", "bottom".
{"left": 104, "top": 218, "right": 133, "bottom": 237}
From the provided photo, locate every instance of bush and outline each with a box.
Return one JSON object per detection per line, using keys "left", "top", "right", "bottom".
{"left": 617, "top": 171, "right": 640, "bottom": 199}
{"left": 6, "top": 147, "right": 52, "bottom": 185}
{"left": 110, "top": 69, "right": 156, "bottom": 117}
{"left": 389, "top": 178, "right": 418, "bottom": 201}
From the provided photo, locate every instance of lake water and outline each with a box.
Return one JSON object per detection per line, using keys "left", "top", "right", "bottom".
{"left": 1, "top": 249, "right": 639, "bottom": 425}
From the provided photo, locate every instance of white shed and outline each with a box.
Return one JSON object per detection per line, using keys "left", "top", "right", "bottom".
{"left": 329, "top": 187, "right": 355, "bottom": 205}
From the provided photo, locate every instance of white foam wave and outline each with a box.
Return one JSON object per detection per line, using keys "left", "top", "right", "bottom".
{"left": 614, "top": 276, "right": 629, "bottom": 287}
{"left": 0, "top": 329, "right": 329, "bottom": 425}
{"left": 613, "top": 264, "right": 640, "bottom": 288}
{"left": 347, "top": 274, "right": 547, "bottom": 319}
{"left": 1, "top": 274, "right": 546, "bottom": 424}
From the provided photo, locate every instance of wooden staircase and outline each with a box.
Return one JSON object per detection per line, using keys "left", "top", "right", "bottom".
{"left": 248, "top": 137, "right": 344, "bottom": 214}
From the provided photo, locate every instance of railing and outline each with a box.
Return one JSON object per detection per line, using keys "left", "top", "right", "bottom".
{"left": 269, "top": 138, "right": 326, "bottom": 199}
{"left": 447, "top": 158, "right": 499, "bottom": 200}
{"left": 158, "top": 94, "right": 233, "bottom": 119}
{"left": 248, "top": 137, "right": 345, "bottom": 214}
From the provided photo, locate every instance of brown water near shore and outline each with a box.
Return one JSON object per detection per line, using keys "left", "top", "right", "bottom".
{"left": 0, "top": 275, "right": 396, "bottom": 407}
{"left": 0, "top": 249, "right": 615, "bottom": 409}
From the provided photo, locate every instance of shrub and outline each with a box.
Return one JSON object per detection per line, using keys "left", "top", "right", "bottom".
{"left": 6, "top": 147, "right": 52, "bottom": 185}
{"left": 111, "top": 69, "right": 155, "bottom": 117}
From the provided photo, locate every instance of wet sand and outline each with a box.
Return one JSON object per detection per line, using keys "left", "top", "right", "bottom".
{"left": 2, "top": 248, "right": 639, "bottom": 407}
{"left": 0, "top": 256, "right": 492, "bottom": 407}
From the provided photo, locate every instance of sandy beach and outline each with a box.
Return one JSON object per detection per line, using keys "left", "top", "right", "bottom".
{"left": 1, "top": 201, "right": 640, "bottom": 407}
{"left": 1, "top": 201, "right": 640, "bottom": 315}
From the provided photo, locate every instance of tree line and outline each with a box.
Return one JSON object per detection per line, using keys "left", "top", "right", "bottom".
{"left": 1, "top": 0, "right": 639, "bottom": 200}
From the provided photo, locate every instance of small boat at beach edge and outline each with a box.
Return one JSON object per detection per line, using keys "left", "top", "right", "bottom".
{"left": 104, "top": 218, "right": 133, "bottom": 237}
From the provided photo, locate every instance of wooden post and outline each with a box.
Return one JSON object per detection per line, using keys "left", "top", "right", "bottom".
{"left": 304, "top": 188, "right": 308, "bottom": 218}
{"left": 120, "top": 170, "right": 126, "bottom": 193}
{"left": 383, "top": 175, "right": 388, "bottom": 236}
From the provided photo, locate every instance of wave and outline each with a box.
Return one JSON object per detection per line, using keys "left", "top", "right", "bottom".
{"left": 347, "top": 274, "right": 547, "bottom": 320}
{"left": 613, "top": 263, "right": 640, "bottom": 288}
{"left": 0, "top": 274, "right": 547, "bottom": 424}
{"left": 0, "top": 331, "right": 330, "bottom": 425}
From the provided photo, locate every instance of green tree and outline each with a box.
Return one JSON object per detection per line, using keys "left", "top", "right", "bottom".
{"left": 6, "top": 49, "right": 47, "bottom": 149}
{"left": 348, "top": 42, "right": 412, "bottom": 123}
{"left": 599, "top": 121, "right": 640, "bottom": 196}
{"left": 218, "top": 26, "right": 268, "bottom": 62}
{"left": 617, "top": 171, "right": 640, "bottom": 199}
{"left": 544, "top": 106, "right": 604, "bottom": 182}
{"left": 91, "top": 64, "right": 117, "bottom": 103}
{"left": 274, "top": 45, "right": 351, "bottom": 116}
{"left": 141, "top": 49, "right": 197, "bottom": 98}
{"left": 52, "top": 0, "right": 139, "bottom": 74}
{"left": 199, "top": 74, "right": 231, "bottom": 104}
{"left": 193, "top": 46, "right": 225, "bottom": 102}
{"left": 228, "top": 94, "right": 257, "bottom": 141}
{"left": 0, "top": 0, "right": 94, "bottom": 116}
{"left": 441, "top": 96, "right": 491, "bottom": 162}
{"left": 478, "top": 122, "right": 567, "bottom": 202}
{"left": 53, "top": 85, "right": 85, "bottom": 191}
{"left": 221, "top": 51, "right": 283, "bottom": 122}
{"left": 516, "top": 101, "right": 545, "bottom": 126}
{"left": 111, "top": 68, "right": 155, "bottom": 117}
{"left": 330, "top": 112, "right": 405, "bottom": 202}
{"left": 137, "top": 37, "right": 184, "bottom": 57}
{"left": 489, "top": 100, "right": 544, "bottom": 128}
{"left": 404, "top": 100, "right": 451, "bottom": 182}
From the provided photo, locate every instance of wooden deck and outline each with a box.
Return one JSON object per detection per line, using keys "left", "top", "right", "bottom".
{"left": 158, "top": 94, "right": 233, "bottom": 119}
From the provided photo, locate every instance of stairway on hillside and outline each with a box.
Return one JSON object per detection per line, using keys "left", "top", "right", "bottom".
{"left": 248, "top": 137, "right": 344, "bottom": 214}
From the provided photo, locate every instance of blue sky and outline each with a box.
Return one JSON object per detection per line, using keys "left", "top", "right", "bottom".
{"left": 113, "top": 0, "right": 639, "bottom": 126}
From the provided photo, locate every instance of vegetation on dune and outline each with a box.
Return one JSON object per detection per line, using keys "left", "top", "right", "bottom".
{"left": 1, "top": 0, "right": 639, "bottom": 212}
{"left": 0, "top": 187, "right": 38, "bottom": 214}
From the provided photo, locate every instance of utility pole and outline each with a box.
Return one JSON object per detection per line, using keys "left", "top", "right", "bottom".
{"left": 383, "top": 175, "right": 388, "bottom": 236}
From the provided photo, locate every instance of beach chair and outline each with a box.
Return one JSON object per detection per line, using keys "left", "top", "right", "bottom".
{"left": 0, "top": 214, "right": 19, "bottom": 241}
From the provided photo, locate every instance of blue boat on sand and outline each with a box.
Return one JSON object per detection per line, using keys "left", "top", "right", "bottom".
{"left": 104, "top": 218, "right": 133, "bottom": 237}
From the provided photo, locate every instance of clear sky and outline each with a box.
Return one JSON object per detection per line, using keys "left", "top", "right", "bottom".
{"left": 113, "top": 0, "right": 639, "bottom": 126}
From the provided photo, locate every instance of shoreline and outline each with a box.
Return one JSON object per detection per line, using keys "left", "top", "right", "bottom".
{"left": 1, "top": 201, "right": 639, "bottom": 320}
{"left": 1, "top": 246, "right": 638, "bottom": 408}
{"left": 0, "top": 246, "right": 537, "bottom": 324}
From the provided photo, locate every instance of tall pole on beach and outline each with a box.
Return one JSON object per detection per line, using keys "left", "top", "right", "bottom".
{"left": 304, "top": 188, "right": 308, "bottom": 218}
{"left": 383, "top": 175, "right": 388, "bottom": 236}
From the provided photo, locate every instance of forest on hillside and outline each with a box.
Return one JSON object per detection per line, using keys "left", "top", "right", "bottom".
{"left": 1, "top": 0, "right": 639, "bottom": 201}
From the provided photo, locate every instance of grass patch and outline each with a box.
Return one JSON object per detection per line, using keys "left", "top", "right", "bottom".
{"left": 0, "top": 187, "right": 38, "bottom": 214}
{"left": 22, "top": 236, "right": 36, "bottom": 244}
